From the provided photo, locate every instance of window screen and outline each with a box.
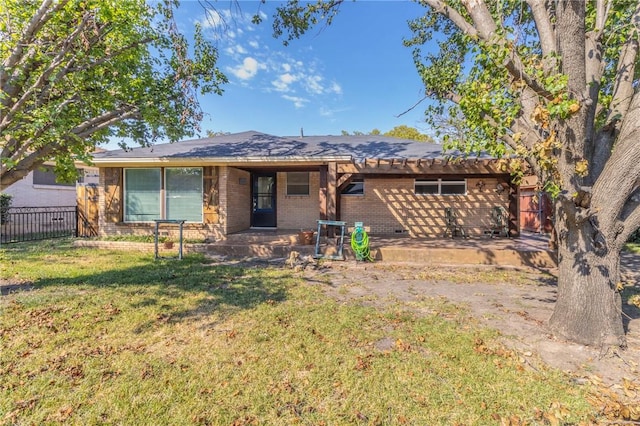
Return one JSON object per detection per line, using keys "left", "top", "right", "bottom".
{"left": 165, "top": 168, "right": 203, "bottom": 222}
{"left": 124, "top": 168, "right": 161, "bottom": 221}
{"left": 414, "top": 179, "right": 439, "bottom": 195}
{"left": 287, "top": 172, "right": 310, "bottom": 195}
{"left": 415, "top": 179, "right": 466, "bottom": 195}
{"left": 440, "top": 179, "right": 466, "bottom": 195}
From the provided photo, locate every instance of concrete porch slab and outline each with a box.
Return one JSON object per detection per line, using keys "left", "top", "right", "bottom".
{"left": 204, "top": 231, "right": 556, "bottom": 269}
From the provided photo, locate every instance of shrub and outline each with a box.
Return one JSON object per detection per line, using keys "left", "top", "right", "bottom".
{"left": 0, "top": 193, "right": 12, "bottom": 224}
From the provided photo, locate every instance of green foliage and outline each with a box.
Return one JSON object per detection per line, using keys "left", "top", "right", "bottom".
{"left": 0, "top": 192, "right": 12, "bottom": 223}
{"left": 384, "top": 125, "right": 434, "bottom": 142}
{"left": 1, "top": 0, "right": 228, "bottom": 185}
{"left": 270, "top": 0, "right": 343, "bottom": 46}
{"left": 340, "top": 126, "right": 433, "bottom": 142}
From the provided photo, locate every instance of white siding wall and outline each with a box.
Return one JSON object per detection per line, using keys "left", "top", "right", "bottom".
{"left": 1, "top": 168, "right": 99, "bottom": 208}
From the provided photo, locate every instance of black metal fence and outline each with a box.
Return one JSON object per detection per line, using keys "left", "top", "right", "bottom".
{"left": 0, "top": 206, "right": 78, "bottom": 244}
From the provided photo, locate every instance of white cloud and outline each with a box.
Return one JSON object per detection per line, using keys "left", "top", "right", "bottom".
{"left": 197, "top": 9, "right": 232, "bottom": 30}
{"left": 282, "top": 63, "right": 292, "bottom": 72}
{"left": 225, "top": 44, "right": 247, "bottom": 56}
{"left": 272, "top": 73, "right": 297, "bottom": 92}
{"left": 228, "top": 57, "right": 264, "bottom": 80}
{"left": 305, "top": 75, "right": 324, "bottom": 95}
{"left": 330, "top": 81, "right": 342, "bottom": 95}
{"left": 248, "top": 40, "right": 260, "bottom": 49}
{"left": 282, "top": 95, "right": 308, "bottom": 109}
{"left": 319, "top": 105, "right": 350, "bottom": 117}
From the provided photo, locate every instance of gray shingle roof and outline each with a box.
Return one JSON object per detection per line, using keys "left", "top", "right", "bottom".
{"left": 94, "top": 131, "right": 492, "bottom": 162}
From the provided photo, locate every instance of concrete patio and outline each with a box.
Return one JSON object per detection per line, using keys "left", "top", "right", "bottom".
{"left": 202, "top": 230, "right": 556, "bottom": 269}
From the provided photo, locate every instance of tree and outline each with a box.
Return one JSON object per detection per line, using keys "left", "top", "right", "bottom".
{"left": 1, "top": 0, "right": 227, "bottom": 187}
{"left": 271, "top": 0, "right": 640, "bottom": 347}
{"left": 384, "top": 125, "right": 433, "bottom": 142}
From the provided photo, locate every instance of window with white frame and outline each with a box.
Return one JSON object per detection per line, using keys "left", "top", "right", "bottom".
{"left": 341, "top": 178, "right": 364, "bottom": 195}
{"left": 286, "top": 172, "right": 310, "bottom": 195}
{"left": 415, "top": 178, "right": 466, "bottom": 195}
{"left": 124, "top": 167, "right": 203, "bottom": 222}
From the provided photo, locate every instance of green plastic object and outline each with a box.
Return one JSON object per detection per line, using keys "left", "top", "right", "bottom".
{"left": 350, "top": 223, "right": 374, "bottom": 262}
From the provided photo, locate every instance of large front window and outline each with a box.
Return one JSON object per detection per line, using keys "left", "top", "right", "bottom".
{"left": 124, "top": 167, "right": 202, "bottom": 222}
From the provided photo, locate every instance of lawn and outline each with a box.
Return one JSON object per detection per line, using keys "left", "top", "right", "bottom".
{"left": 0, "top": 240, "right": 599, "bottom": 424}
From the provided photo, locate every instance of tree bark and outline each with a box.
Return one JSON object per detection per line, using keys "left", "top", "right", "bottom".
{"left": 548, "top": 200, "right": 626, "bottom": 347}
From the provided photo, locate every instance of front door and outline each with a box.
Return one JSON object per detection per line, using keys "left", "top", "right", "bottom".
{"left": 251, "top": 173, "right": 276, "bottom": 227}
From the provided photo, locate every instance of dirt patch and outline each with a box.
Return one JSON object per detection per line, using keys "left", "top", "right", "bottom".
{"left": 299, "top": 252, "right": 640, "bottom": 388}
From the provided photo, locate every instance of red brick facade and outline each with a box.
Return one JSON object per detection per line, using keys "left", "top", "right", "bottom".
{"left": 97, "top": 165, "right": 514, "bottom": 241}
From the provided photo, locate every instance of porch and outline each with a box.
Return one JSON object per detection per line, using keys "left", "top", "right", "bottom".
{"left": 200, "top": 230, "right": 556, "bottom": 269}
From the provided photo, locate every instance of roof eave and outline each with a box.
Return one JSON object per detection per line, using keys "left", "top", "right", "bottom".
{"left": 90, "top": 155, "right": 354, "bottom": 167}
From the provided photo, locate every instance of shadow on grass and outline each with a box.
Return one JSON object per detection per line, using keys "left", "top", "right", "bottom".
{"left": 2, "top": 242, "right": 294, "bottom": 326}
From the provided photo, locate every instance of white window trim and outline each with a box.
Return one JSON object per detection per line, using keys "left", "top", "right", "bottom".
{"left": 415, "top": 178, "right": 467, "bottom": 196}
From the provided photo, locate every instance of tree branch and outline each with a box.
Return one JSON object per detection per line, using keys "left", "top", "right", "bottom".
{"left": 525, "top": 0, "right": 556, "bottom": 61}
{"left": 72, "top": 107, "right": 140, "bottom": 139}
{"left": 592, "top": 93, "right": 640, "bottom": 235}
{"left": 0, "top": 0, "right": 68, "bottom": 101}
{"left": 595, "top": 0, "right": 612, "bottom": 33}
{"left": 421, "top": 0, "right": 479, "bottom": 37}
{"left": 616, "top": 198, "right": 640, "bottom": 245}
{"left": 0, "top": 146, "right": 54, "bottom": 187}
{"left": 458, "top": 0, "right": 553, "bottom": 99}
{"left": 0, "top": 11, "right": 93, "bottom": 133}
{"left": 1, "top": 0, "right": 57, "bottom": 79}
{"left": 606, "top": 2, "right": 640, "bottom": 127}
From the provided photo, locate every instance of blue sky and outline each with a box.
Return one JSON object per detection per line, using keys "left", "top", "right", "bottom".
{"left": 181, "top": 1, "right": 432, "bottom": 138}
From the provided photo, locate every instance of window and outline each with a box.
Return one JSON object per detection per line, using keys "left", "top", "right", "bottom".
{"left": 415, "top": 179, "right": 466, "bottom": 195}
{"left": 287, "top": 172, "right": 309, "bottom": 195}
{"left": 125, "top": 168, "right": 161, "bottom": 221}
{"left": 165, "top": 168, "right": 203, "bottom": 222}
{"left": 414, "top": 179, "right": 439, "bottom": 195}
{"left": 341, "top": 178, "right": 364, "bottom": 195}
{"left": 124, "top": 167, "right": 203, "bottom": 222}
{"left": 33, "top": 166, "right": 75, "bottom": 187}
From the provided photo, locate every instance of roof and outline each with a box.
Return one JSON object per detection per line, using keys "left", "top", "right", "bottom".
{"left": 92, "top": 131, "right": 493, "bottom": 166}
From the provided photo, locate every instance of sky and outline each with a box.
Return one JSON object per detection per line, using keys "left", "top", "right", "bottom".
{"left": 163, "top": 0, "right": 434, "bottom": 141}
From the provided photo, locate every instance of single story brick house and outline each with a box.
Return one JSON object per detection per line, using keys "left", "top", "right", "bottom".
{"left": 91, "top": 131, "right": 519, "bottom": 240}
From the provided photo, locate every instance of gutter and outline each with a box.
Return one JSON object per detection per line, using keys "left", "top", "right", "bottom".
{"left": 90, "top": 155, "right": 354, "bottom": 167}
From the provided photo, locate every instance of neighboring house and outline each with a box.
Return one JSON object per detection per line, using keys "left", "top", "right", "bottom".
{"left": 2, "top": 164, "right": 99, "bottom": 208}
{"left": 91, "top": 131, "right": 518, "bottom": 240}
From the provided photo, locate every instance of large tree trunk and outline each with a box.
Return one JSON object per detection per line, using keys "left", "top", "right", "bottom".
{"left": 548, "top": 202, "right": 626, "bottom": 347}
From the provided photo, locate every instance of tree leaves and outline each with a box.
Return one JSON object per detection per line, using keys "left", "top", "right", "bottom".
{"left": 1, "top": 0, "right": 228, "bottom": 186}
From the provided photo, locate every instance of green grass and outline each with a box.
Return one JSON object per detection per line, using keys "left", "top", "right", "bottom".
{"left": 625, "top": 243, "right": 640, "bottom": 254}
{"left": 1, "top": 240, "right": 597, "bottom": 425}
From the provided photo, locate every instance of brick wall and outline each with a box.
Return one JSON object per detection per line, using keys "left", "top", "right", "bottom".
{"left": 222, "top": 167, "right": 251, "bottom": 234}
{"left": 341, "top": 176, "right": 509, "bottom": 237}
{"left": 276, "top": 171, "right": 320, "bottom": 230}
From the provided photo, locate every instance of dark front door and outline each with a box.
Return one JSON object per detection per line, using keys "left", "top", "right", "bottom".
{"left": 251, "top": 173, "right": 276, "bottom": 227}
